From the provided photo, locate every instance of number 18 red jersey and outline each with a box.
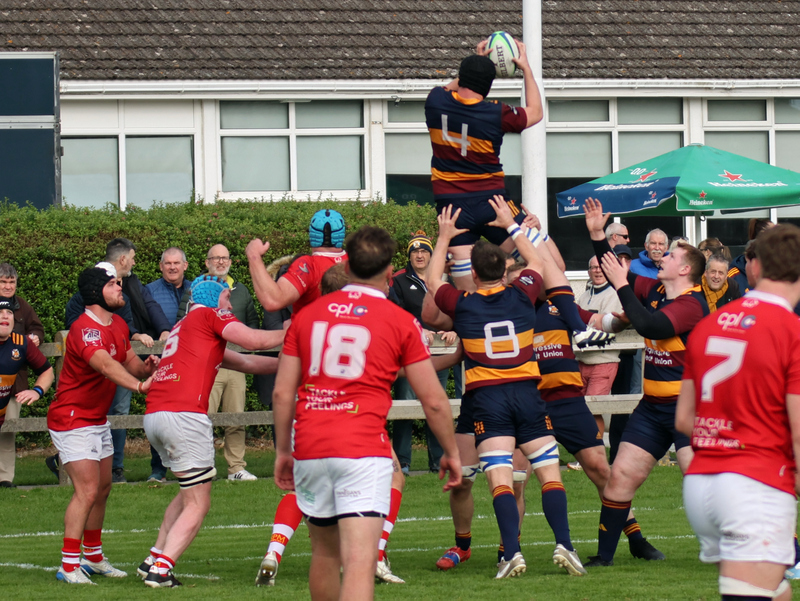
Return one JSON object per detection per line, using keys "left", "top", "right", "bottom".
{"left": 282, "top": 284, "right": 431, "bottom": 461}
{"left": 683, "top": 291, "right": 800, "bottom": 494}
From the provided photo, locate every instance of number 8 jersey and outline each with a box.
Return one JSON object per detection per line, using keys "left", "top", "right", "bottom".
{"left": 683, "top": 290, "right": 800, "bottom": 495}
{"left": 283, "top": 284, "right": 432, "bottom": 460}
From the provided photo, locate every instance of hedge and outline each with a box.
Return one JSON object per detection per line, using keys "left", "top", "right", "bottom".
{"left": 3, "top": 198, "right": 439, "bottom": 444}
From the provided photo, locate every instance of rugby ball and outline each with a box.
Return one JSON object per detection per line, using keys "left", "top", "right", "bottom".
{"left": 487, "top": 31, "right": 520, "bottom": 78}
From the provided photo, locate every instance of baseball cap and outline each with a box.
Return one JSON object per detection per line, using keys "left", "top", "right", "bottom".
{"left": 614, "top": 244, "right": 633, "bottom": 259}
{"left": 0, "top": 296, "right": 13, "bottom": 311}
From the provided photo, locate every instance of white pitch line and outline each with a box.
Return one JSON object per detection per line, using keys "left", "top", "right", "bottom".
{"left": 0, "top": 562, "right": 219, "bottom": 580}
{"left": 0, "top": 505, "right": 664, "bottom": 539}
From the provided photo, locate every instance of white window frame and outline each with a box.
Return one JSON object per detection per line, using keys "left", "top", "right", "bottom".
{"left": 216, "top": 100, "right": 369, "bottom": 200}
{"left": 60, "top": 100, "right": 200, "bottom": 210}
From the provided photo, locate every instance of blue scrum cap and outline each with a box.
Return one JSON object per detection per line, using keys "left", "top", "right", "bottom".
{"left": 190, "top": 275, "right": 229, "bottom": 308}
{"left": 309, "top": 209, "right": 346, "bottom": 249}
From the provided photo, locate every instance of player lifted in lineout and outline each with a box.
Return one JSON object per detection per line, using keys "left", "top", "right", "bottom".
{"left": 426, "top": 37, "right": 612, "bottom": 350}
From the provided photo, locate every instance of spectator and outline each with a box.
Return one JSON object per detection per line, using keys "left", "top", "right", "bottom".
{"left": 0, "top": 264, "right": 46, "bottom": 487}
{"left": 391, "top": 231, "right": 456, "bottom": 474}
{"left": 146, "top": 248, "right": 191, "bottom": 329}
{"left": 629, "top": 229, "right": 668, "bottom": 278}
{"left": 576, "top": 255, "right": 623, "bottom": 440}
{"left": 604, "top": 223, "right": 630, "bottom": 248}
{"left": 144, "top": 246, "right": 192, "bottom": 483}
{"left": 697, "top": 237, "right": 731, "bottom": 262}
{"left": 178, "top": 244, "right": 260, "bottom": 481}
{"left": 700, "top": 254, "right": 741, "bottom": 312}
{"left": 729, "top": 218, "right": 774, "bottom": 294}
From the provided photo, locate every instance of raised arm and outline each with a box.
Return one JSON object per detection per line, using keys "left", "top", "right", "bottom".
{"left": 428, "top": 205, "right": 467, "bottom": 298}
{"left": 245, "top": 239, "right": 301, "bottom": 312}
{"left": 488, "top": 195, "right": 543, "bottom": 274}
{"left": 512, "top": 41, "right": 543, "bottom": 128}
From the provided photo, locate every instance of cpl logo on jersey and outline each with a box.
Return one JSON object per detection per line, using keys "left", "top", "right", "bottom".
{"left": 10, "top": 349, "right": 20, "bottom": 360}
{"left": 717, "top": 311, "right": 756, "bottom": 332}
{"left": 327, "top": 302, "right": 368, "bottom": 318}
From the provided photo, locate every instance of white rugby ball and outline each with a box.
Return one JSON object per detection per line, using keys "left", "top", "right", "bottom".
{"left": 487, "top": 31, "right": 520, "bottom": 78}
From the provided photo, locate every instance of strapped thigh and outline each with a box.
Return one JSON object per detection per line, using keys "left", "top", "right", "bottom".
{"left": 177, "top": 466, "right": 217, "bottom": 489}
{"left": 526, "top": 440, "right": 559, "bottom": 469}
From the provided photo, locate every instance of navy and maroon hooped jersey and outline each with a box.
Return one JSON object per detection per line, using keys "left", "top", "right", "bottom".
{"left": 425, "top": 86, "right": 528, "bottom": 202}
{"left": 0, "top": 332, "right": 49, "bottom": 425}
{"left": 435, "top": 270, "right": 543, "bottom": 392}
{"left": 532, "top": 302, "right": 584, "bottom": 401}
{"left": 633, "top": 278, "right": 708, "bottom": 403}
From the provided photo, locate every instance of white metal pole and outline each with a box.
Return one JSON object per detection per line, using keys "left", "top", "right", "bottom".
{"left": 521, "top": 0, "right": 548, "bottom": 229}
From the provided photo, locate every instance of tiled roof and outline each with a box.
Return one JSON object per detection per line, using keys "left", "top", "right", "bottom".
{"left": 2, "top": 0, "right": 798, "bottom": 80}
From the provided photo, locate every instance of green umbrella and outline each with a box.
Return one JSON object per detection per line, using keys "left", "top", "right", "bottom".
{"left": 557, "top": 144, "right": 800, "bottom": 217}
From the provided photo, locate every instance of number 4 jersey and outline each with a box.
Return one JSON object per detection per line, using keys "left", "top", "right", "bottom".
{"left": 283, "top": 284, "right": 431, "bottom": 461}
{"left": 683, "top": 290, "right": 800, "bottom": 495}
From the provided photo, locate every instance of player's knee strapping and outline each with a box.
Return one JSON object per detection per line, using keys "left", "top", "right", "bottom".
{"left": 512, "top": 470, "right": 528, "bottom": 483}
{"left": 719, "top": 575, "right": 789, "bottom": 599}
{"left": 451, "top": 258, "right": 472, "bottom": 279}
{"left": 177, "top": 466, "right": 217, "bottom": 489}
{"left": 462, "top": 463, "right": 480, "bottom": 482}
{"left": 527, "top": 441, "right": 559, "bottom": 469}
{"left": 479, "top": 451, "right": 513, "bottom": 473}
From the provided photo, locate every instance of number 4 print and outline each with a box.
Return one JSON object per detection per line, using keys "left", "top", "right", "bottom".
{"left": 441, "top": 115, "right": 471, "bottom": 157}
{"left": 700, "top": 336, "right": 747, "bottom": 402}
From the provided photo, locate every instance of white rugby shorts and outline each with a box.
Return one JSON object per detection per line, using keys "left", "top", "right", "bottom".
{"left": 49, "top": 422, "right": 114, "bottom": 464}
{"left": 293, "top": 456, "right": 392, "bottom": 523}
{"left": 144, "top": 411, "right": 215, "bottom": 474}
{"left": 683, "top": 472, "right": 796, "bottom": 565}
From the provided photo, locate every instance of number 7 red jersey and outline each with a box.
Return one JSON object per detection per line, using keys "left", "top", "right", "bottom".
{"left": 282, "top": 284, "right": 431, "bottom": 460}
{"left": 683, "top": 290, "right": 800, "bottom": 494}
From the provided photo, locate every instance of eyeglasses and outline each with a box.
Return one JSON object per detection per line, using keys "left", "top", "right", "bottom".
{"left": 588, "top": 266, "right": 603, "bottom": 271}
{"left": 207, "top": 256, "right": 231, "bottom": 262}
{"left": 615, "top": 233, "right": 630, "bottom": 240}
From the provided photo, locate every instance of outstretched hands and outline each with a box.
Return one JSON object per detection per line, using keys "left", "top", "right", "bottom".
{"left": 583, "top": 197, "right": 611, "bottom": 239}
{"left": 437, "top": 205, "right": 468, "bottom": 242}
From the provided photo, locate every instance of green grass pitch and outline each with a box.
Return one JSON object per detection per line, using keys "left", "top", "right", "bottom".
{"left": 0, "top": 447, "right": 795, "bottom": 600}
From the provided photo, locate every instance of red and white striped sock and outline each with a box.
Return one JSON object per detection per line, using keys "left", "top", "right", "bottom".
{"left": 61, "top": 537, "right": 81, "bottom": 572}
{"left": 148, "top": 546, "right": 163, "bottom": 563}
{"left": 82, "top": 529, "right": 103, "bottom": 563}
{"left": 152, "top": 554, "right": 175, "bottom": 576}
{"left": 378, "top": 487, "right": 403, "bottom": 561}
{"left": 266, "top": 493, "right": 304, "bottom": 562}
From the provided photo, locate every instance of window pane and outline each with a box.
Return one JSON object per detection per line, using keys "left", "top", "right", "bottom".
{"left": 776, "top": 133, "right": 800, "bottom": 217}
{"left": 546, "top": 132, "right": 611, "bottom": 177}
{"left": 297, "top": 136, "right": 363, "bottom": 190}
{"left": 296, "top": 101, "right": 363, "bottom": 128}
{"left": 775, "top": 99, "right": 800, "bottom": 124}
{"left": 385, "top": 133, "right": 430, "bottom": 174}
{"left": 220, "top": 101, "right": 288, "bottom": 129}
{"left": 619, "top": 132, "right": 683, "bottom": 169}
{"left": 126, "top": 136, "right": 194, "bottom": 207}
{"left": 703, "top": 131, "right": 768, "bottom": 162}
{"left": 707, "top": 100, "right": 766, "bottom": 122}
{"left": 501, "top": 133, "right": 522, "bottom": 176}
{"left": 618, "top": 98, "right": 683, "bottom": 125}
{"left": 387, "top": 174, "right": 434, "bottom": 206}
{"left": 61, "top": 137, "right": 119, "bottom": 207}
{"left": 548, "top": 100, "right": 609, "bottom": 122}
{"left": 221, "top": 137, "right": 289, "bottom": 192}
{"left": 388, "top": 101, "right": 425, "bottom": 123}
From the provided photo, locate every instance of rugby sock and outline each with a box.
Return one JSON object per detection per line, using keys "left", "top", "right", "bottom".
{"left": 267, "top": 493, "right": 304, "bottom": 563}
{"left": 623, "top": 517, "right": 644, "bottom": 542}
{"left": 794, "top": 534, "right": 800, "bottom": 564}
{"left": 492, "top": 485, "right": 520, "bottom": 560}
{"left": 597, "top": 497, "right": 631, "bottom": 561}
{"left": 148, "top": 546, "right": 162, "bottom": 563}
{"left": 378, "top": 487, "right": 403, "bottom": 561}
{"left": 541, "top": 482, "right": 573, "bottom": 551}
{"left": 455, "top": 531, "right": 472, "bottom": 552}
{"left": 61, "top": 537, "right": 81, "bottom": 572}
{"left": 82, "top": 528, "right": 103, "bottom": 563}
{"left": 546, "top": 287, "right": 589, "bottom": 333}
{"left": 152, "top": 554, "right": 175, "bottom": 576}
{"left": 497, "top": 544, "right": 504, "bottom": 564}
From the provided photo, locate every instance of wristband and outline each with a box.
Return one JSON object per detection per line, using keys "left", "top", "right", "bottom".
{"left": 601, "top": 313, "right": 616, "bottom": 333}
{"left": 506, "top": 223, "right": 521, "bottom": 234}
{"left": 32, "top": 386, "right": 44, "bottom": 398}
{"left": 137, "top": 381, "right": 143, "bottom": 394}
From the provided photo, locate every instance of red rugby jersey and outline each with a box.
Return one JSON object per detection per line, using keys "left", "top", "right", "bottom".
{"left": 684, "top": 291, "right": 800, "bottom": 494}
{"left": 283, "top": 284, "right": 431, "bottom": 460}
{"left": 146, "top": 306, "right": 239, "bottom": 414}
{"left": 281, "top": 250, "right": 347, "bottom": 315}
{"left": 48, "top": 311, "right": 131, "bottom": 431}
